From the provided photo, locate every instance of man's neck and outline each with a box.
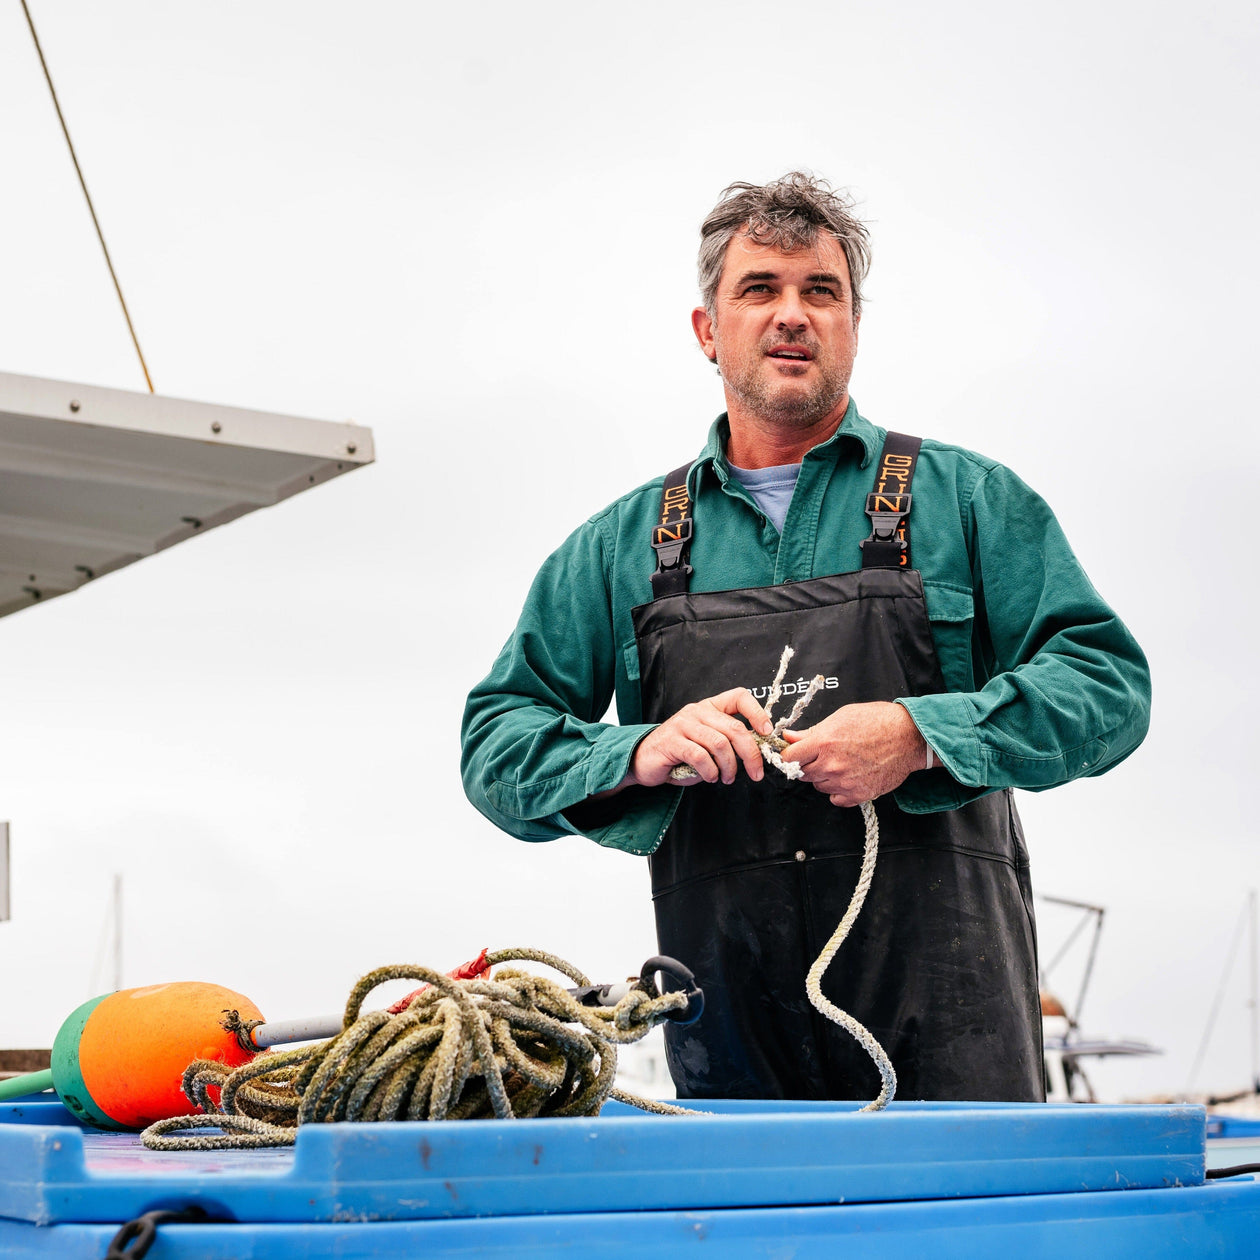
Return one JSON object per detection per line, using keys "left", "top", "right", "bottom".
{"left": 724, "top": 395, "right": 851, "bottom": 469}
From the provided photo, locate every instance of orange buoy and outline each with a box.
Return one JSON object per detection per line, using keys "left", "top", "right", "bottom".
{"left": 51, "top": 981, "right": 262, "bottom": 1130}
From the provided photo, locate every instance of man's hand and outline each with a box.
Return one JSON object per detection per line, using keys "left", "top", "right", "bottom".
{"left": 627, "top": 688, "right": 774, "bottom": 788}
{"left": 781, "top": 701, "right": 926, "bottom": 807}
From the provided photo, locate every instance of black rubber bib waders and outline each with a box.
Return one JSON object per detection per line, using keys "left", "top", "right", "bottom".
{"left": 630, "top": 435, "right": 1044, "bottom": 1102}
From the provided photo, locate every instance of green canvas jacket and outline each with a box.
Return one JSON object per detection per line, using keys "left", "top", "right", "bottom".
{"left": 461, "top": 401, "right": 1151, "bottom": 856}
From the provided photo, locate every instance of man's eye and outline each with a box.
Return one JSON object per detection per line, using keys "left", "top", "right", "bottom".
{"left": 809, "top": 285, "right": 837, "bottom": 297}
{"left": 742, "top": 284, "right": 772, "bottom": 294}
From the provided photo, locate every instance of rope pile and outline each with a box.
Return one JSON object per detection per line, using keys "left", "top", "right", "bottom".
{"left": 142, "top": 949, "right": 697, "bottom": 1151}
{"left": 145, "top": 643, "right": 894, "bottom": 1149}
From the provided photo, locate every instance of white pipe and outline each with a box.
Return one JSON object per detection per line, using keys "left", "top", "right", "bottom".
{"left": 251, "top": 1014, "right": 343, "bottom": 1049}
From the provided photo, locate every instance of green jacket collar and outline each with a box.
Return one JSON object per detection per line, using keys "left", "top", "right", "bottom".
{"left": 691, "top": 397, "right": 878, "bottom": 493}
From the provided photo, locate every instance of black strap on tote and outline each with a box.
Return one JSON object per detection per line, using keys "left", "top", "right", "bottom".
{"left": 860, "top": 432, "right": 922, "bottom": 569}
{"left": 649, "top": 463, "right": 695, "bottom": 598}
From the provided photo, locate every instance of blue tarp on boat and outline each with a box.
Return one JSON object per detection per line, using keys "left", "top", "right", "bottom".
{"left": 1, "top": 1098, "right": 1256, "bottom": 1256}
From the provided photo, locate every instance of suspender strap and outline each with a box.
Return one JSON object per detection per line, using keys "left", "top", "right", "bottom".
{"left": 650, "top": 462, "right": 695, "bottom": 598}
{"left": 860, "top": 432, "right": 922, "bottom": 569}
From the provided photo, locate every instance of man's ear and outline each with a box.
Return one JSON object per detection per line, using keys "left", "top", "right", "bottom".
{"left": 691, "top": 307, "right": 717, "bottom": 362}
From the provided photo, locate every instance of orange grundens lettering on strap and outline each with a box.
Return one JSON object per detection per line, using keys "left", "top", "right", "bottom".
{"left": 869, "top": 493, "right": 910, "bottom": 515}
{"left": 660, "top": 482, "right": 690, "bottom": 527}
{"left": 876, "top": 452, "right": 914, "bottom": 496}
{"left": 860, "top": 433, "right": 922, "bottom": 571}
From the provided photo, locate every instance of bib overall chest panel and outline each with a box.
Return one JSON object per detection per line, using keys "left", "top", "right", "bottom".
{"left": 629, "top": 439, "right": 1044, "bottom": 1103}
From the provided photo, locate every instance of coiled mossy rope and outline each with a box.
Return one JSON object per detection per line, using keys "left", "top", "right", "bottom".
{"left": 145, "top": 644, "right": 895, "bottom": 1149}
{"left": 141, "top": 948, "right": 701, "bottom": 1151}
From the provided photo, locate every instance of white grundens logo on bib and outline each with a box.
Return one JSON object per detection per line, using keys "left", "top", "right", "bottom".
{"left": 749, "top": 676, "right": 840, "bottom": 698}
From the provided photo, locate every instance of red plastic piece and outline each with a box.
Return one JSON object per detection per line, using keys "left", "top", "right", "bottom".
{"left": 387, "top": 949, "right": 491, "bottom": 1013}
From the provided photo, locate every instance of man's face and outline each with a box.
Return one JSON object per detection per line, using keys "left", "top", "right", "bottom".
{"left": 692, "top": 230, "right": 859, "bottom": 429}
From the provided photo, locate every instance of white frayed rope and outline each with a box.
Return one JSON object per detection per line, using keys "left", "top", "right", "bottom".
{"left": 666, "top": 645, "right": 896, "bottom": 1111}
{"left": 668, "top": 646, "right": 823, "bottom": 783}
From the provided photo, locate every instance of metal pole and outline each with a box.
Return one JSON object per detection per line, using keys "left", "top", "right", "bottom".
{"left": 0, "top": 823, "right": 9, "bottom": 923}
{"left": 1184, "top": 898, "right": 1251, "bottom": 1097}
{"left": 1250, "top": 888, "right": 1258, "bottom": 1095}
{"left": 1075, "top": 906, "right": 1106, "bottom": 1031}
{"left": 113, "top": 873, "right": 123, "bottom": 991}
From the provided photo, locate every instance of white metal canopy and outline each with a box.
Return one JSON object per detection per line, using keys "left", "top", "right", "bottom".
{"left": 0, "top": 371, "right": 374, "bottom": 620}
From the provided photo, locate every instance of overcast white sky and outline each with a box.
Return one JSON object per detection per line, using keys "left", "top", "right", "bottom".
{"left": 0, "top": 0, "right": 1256, "bottom": 1102}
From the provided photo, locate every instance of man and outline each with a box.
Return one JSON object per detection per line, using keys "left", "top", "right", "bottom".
{"left": 461, "top": 172, "right": 1150, "bottom": 1103}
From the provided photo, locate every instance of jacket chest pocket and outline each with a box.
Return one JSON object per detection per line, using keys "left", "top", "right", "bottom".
{"left": 611, "top": 639, "right": 644, "bottom": 725}
{"left": 922, "top": 582, "right": 976, "bottom": 693}
{"left": 622, "top": 641, "right": 641, "bottom": 682}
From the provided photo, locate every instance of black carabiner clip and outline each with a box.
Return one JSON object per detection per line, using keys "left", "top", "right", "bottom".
{"left": 640, "top": 955, "right": 705, "bottom": 1026}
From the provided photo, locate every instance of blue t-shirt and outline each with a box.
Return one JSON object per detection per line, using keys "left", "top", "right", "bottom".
{"left": 726, "top": 460, "right": 801, "bottom": 534}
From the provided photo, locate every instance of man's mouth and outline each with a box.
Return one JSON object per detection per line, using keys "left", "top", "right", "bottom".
{"left": 766, "top": 345, "right": 814, "bottom": 361}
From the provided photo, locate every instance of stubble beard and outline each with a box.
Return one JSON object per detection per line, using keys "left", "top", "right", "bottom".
{"left": 714, "top": 335, "right": 853, "bottom": 429}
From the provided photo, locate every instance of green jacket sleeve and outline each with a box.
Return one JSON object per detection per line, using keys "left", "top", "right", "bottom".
{"left": 460, "top": 518, "right": 676, "bottom": 854}
{"left": 896, "top": 464, "right": 1151, "bottom": 812}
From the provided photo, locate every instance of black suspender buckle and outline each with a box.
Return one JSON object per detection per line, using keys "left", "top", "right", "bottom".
{"left": 863, "top": 491, "right": 912, "bottom": 539}
{"left": 861, "top": 492, "right": 912, "bottom": 562}
{"left": 651, "top": 518, "right": 694, "bottom": 580}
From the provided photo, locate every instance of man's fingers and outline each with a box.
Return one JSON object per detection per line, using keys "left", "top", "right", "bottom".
{"left": 653, "top": 696, "right": 911, "bottom": 799}
{"left": 707, "top": 708, "right": 766, "bottom": 780}
{"left": 686, "top": 724, "right": 744, "bottom": 783}
{"left": 780, "top": 734, "right": 817, "bottom": 767}
{"left": 710, "top": 687, "right": 773, "bottom": 737}
{"left": 673, "top": 739, "right": 719, "bottom": 783}
{"left": 810, "top": 774, "right": 845, "bottom": 793}
{"left": 692, "top": 702, "right": 765, "bottom": 781}
{"left": 826, "top": 783, "right": 869, "bottom": 807}
{"left": 730, "top": 689, "right": 774, "bottom": 737}
{"left": 739, "top": 741, "right": 765, "bottom": 782}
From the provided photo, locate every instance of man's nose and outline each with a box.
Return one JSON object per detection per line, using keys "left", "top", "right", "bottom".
{"left": 773, "top": 287, "right": 809, "bottom": 331}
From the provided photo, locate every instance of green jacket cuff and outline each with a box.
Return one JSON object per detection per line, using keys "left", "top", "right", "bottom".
{"left": 896, "top": 693, "right": 987, "bottom": 784}
{"left": 559, "top": 785, "right": 682, "bottom": 856}
{"left": 892, "top": 694, "right": 1000, "bottom": 814}
{"left": 555, "top": 724, "right": 681, "bottom": 856}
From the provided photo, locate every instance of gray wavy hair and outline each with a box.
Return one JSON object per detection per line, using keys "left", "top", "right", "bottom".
{"left": 698, "top": 172, "right": 871, "bottom": 319}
